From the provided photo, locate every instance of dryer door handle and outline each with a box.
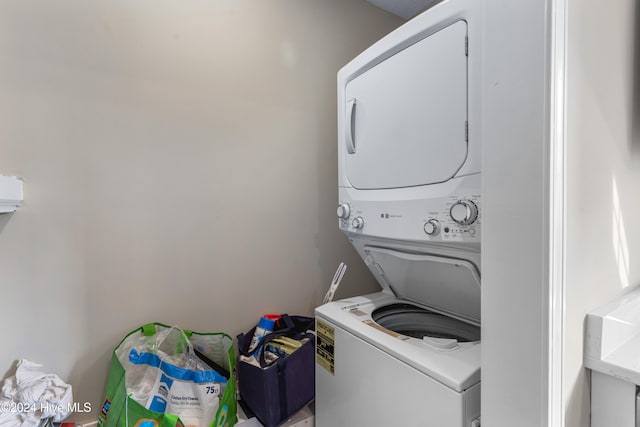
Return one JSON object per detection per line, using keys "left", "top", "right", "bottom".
{"left": 346, "top": 98, "right": 357, "bottom": 154}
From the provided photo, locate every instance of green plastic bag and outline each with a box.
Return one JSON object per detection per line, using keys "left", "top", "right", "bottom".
{"left": 98, "top": 323, "right": 237, "bottom": 427}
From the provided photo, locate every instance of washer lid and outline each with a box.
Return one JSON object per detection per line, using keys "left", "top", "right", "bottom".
{"left": 364, "top": 246, "right": 481, "bottom": 323}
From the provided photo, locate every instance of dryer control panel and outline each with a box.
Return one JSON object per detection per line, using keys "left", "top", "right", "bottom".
{"left": 337, "top": 175, "right": 481, "bottom": 244}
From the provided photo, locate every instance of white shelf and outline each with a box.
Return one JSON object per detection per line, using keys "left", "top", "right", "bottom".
{"left": 585, "top": 286, "right": 640, "bottom": 427}
{"left": 585, "top": 286, "right": 640, "bottom": 383}
{"left": 0, "top": 176, "right": 23, "bottom": 213}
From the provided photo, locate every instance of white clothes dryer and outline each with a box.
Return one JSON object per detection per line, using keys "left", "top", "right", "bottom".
{"left": 336, "top": 0, "right": 481, "bottom": 249}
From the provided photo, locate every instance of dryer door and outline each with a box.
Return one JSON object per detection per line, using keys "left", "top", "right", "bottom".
{"left": 344, "top": 20, "right": 468, "bottom": 190}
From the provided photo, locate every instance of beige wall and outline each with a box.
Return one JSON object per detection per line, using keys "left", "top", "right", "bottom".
{"left": 0, "top": 0, "right": 402, "bottom": 421}
{"left": 564, "top": 1, "right": 640, "bottom": 425}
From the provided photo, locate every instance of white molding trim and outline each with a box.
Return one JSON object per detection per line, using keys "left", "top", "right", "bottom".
{"left": 548, "top": 0, "right": 567, "bottom": 425}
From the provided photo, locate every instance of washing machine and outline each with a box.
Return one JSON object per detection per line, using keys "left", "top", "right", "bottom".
{"left": 316, "top": 0, "right": 482, "bottom": 426}
{"left": 316, "top": 238, "right": 481, "bottom": 426}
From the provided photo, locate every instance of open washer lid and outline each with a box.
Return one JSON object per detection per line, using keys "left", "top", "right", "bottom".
{"left": 364, "top": 246, "right": 481, "bottom": 323}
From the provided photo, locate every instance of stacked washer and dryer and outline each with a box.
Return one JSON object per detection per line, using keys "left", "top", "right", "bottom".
{"left": 315, "top": 1, "right": 482, "bottom": 426}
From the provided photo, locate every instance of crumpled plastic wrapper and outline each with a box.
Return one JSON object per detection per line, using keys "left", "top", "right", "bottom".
{"left": 0, "top": 359, "right": 73, "bottom": 427}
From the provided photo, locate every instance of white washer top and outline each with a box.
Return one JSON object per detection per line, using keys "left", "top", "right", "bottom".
{"left": 316, "top": 291, "right": 481, "bottom": 392}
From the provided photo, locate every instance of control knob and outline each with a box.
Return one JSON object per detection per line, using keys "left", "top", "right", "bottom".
{"left": 449, "top": 200, "right": 478, "bottom": 226}
{"left": 336, "top": 203, "right": 351, "bottom": 219}
{"left": 423, "top": 219, "right": 440, "bottom": 236}
{"left": 351, "top": 216, "right": 364, "bottom": 230}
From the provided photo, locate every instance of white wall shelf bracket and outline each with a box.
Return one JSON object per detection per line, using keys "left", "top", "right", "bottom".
{"left": 0, "top": 176, "right": 24, "bottom": 213}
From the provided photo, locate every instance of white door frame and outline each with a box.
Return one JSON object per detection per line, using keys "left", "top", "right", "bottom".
{"left": 481, "top": 0, "right": 566, "bottom": 425}
{"left": 549, "top": 0, "right": 567, "bottom": 425}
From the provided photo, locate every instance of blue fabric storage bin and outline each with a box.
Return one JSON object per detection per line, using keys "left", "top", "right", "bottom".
{"left": 237, "top": 315, "right": 315, "bottom": 427}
